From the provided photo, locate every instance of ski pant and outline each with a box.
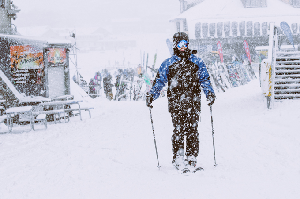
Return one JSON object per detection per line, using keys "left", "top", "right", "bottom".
{"left": 170, "top": 108, "right": 200, "bottom": 160}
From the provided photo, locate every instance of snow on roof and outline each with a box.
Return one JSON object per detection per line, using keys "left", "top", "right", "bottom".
{"left": 177, "top": 0, "right": 300, "bottom": 23}
{"left": 0, "top": 33, "right": 46, "bottom": 45}
{"left": 0, "top": 33, "right": 71, "bottom": 47}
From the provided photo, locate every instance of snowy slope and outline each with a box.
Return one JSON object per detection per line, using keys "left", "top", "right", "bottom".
{"left": 0, "top": 77, "right": 300, "bottom": 199}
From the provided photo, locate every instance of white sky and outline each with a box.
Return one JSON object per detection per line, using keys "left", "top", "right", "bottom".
{"left": 12, "top": 0, "right": 180, "bottom": 29}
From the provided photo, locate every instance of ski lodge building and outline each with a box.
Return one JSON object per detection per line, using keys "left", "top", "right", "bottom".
{"left": 0, "top": 1, "right": 72, "bottom": 108}
{"left": 171, "top": 0, "right": 300, "bottom": 62}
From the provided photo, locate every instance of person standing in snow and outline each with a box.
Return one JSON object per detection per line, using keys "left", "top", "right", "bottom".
{"left": 146, "top": 32, "right": 216, "bottom": 169}
{"left": 103, "top": 69, "right": 114, "bottom": 100}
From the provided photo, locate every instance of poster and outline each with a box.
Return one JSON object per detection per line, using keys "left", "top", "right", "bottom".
{"left": 48, "top": 48, "right": 67, "bottom": 65}
{"left": 10, "top": 45, "right": 44, "bottom": 69}
{"left": 10, "top": 45, "right": 44, "bottom": 84}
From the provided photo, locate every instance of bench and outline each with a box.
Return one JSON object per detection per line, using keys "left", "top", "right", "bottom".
{"left": 36, "top": 100, "right": 93, "bottom": 122}
{"left": 32, "top": 104, "right": 68, "bottom": 124}
{"left": 64, "top": 105, "right": 94, "bottom": 119}
{"left": 32, "top": 113, "right": 47, "bottom": 130}
{"left": 4, "top": 106, "right": 47, "bottom": 132}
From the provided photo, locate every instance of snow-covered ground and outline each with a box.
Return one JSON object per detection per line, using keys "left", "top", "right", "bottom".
{"left": 0, "top": 76, "right": 300, "bottom": 199}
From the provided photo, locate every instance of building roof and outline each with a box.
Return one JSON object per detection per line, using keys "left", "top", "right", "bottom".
{"left": 177, "top": 0, "right": 300, "bottom": 23}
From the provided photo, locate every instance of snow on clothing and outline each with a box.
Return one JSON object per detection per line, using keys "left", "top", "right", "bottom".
{"left": 149, "top": 51, "right": 215, "bottom": 159}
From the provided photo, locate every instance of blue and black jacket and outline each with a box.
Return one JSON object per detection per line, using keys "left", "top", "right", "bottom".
{"left": 149, "top": 50, "right": 215, "bottom": 113}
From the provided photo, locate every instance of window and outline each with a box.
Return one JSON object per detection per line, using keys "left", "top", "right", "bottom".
{"left": 217, "top": 22, "right": 223, "bottom": 37}
{"left": 176, "top": 22, "right": 180, "bottom": 32}
{"left": 254, "top": 22, "right": 260, "bottom": 36}
{"left": 239, "top": 21, "right": 245, "bottom": 36}
{"left": 262, "top": 22, "right": 268, "bottom": 36}
{"left": 232, "top": 22, "right": 238, "bottom": 37}
{"left": 224, "top": 22, "right": 230, "bottom": 37}
{"left": 195, "top": 23, "right": 201, "bottom": 39}
{"left": 247, "top": 21, "right": 253, "bottom": 36}
{"left": 202, "top": 23, "right": 208, "bottom": 38}
{"left": 209, "top": 23, "right": 216, "bottom": 37}
{"left": 240, "top": 0, "right": 267, "bottom": 8}
{"left": 183, "top": 19, "right": 188, "bottom": 31}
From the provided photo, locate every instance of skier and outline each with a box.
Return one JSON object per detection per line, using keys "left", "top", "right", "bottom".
{"left": 89, "top": 78, "right": 97, "bottom": 98}
{"left": 146, "top": 32, "right": 216, "bottom": 171}
{"left": 102, "top": 69, "right": 114, "bottom": 101}
{"left": 114, "top": 69, "right": 123, "bottom": 100}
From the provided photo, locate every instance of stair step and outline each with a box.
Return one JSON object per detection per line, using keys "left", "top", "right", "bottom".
{"left": 275, "top": 69, "right": 300, "bottom": 73}
{"left": 274, "top": 93, "right": 300, "bottom": 97}
{"left": 276, "top": 60, "right": 300, "bottom": 64}
{"left": 275, "top": 78, "right": 300, "bottom": 81}
{"left": 274, "top": 90, "right": 300, "bottom": 94}
{"left": 275, "top": 65, "right": 300, "bottom": 69}
{"left": 274, "top": 85, "right": 300, "bottom": 89}
{"left": 275, "top": 74, "right": 300, "bottom": 79}
{"left": 275, "top": 97, "right": 300, "bottom": 100}
{"left": 276, "top": 51, "right": 300, "bottom": 55}
{"left": 274, "top": 87, "right": 300, "bottom": 91}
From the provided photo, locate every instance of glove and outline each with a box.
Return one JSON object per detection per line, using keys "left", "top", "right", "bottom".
{"left": 146, "top": 92, "right": 154, "bottom": 109}
{"left": 207, "top": 92, "right": 216, "bottom": 106}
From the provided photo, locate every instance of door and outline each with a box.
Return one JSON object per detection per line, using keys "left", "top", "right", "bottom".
{"left": 47, "top": 66, "right": 65, "bottom": 98}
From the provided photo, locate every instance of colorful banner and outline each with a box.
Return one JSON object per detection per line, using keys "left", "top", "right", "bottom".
{"left": 217, "top": 41, "right": 224, "bottom": 63}
{"left": 48, "top": 48, "right": 67, "bottom": 65}
{"left": 243, "top": 40, "right": 251, "bottom": 64}
{"left": 10, "top": 45, "right": 43, "bottom": 69}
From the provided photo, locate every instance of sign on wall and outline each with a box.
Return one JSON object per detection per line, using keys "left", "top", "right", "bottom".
{"left": 10, "top": 45, "right": 44, "bottom": 69}
{"left": 48, "top": 48, "right": 67, "bottom": 65}
{"left": 10, "top": 45, "right": 44, "bottom": 84}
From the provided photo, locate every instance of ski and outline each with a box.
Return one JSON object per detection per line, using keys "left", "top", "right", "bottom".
{"left": 181, "top": 167, "right": 190, "bottom": 174}
{"left": 192, "top": 166, "right": 204, "bottom": 173}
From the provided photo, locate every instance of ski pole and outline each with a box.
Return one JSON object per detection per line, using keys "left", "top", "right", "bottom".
{"left": 183, "top": 133, "right": 187, "bottom": 165}
{"left": 149, "top": 108, "right": 161, "bottom": 169}
{"left": 210, "top": 105, "right": 217, "bottom": 167}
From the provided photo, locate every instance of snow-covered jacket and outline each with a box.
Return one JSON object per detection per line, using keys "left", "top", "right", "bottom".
{"left": 149, "top": 53, "right": 214, "bottom": 112}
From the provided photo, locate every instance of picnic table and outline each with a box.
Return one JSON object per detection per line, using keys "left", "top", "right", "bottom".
{"left": 2, "top": 100, "right": 93, "bottom": 132}
{"left": 5, "top": 106, "right": 33, "bottom": 132}
{"left": 37, "top": 100, "right": 89, "bottom": 122}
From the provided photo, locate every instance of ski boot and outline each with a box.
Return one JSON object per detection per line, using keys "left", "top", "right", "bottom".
{"left": 172, "top": 149, "right": 184, "bottom": 170}
{"left": 187, "top": 155, "right": 203, "bottom": 173}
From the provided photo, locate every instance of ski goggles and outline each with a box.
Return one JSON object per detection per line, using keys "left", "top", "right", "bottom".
{"left": 177, "top": 40, "right": 188, "bottom": 48}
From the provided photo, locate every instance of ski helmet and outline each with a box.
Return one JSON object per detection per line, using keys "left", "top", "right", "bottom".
{"left": 173, "top": 32, "right": 189, "bottom": 48}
